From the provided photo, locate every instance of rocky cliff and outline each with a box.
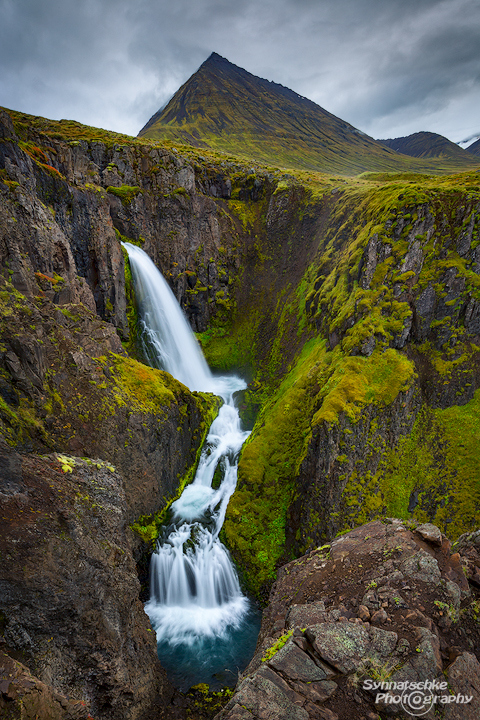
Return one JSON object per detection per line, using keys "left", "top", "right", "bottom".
{"left": 1, "top": 104, "right": 480, "bottom": 718}
{"left": 2, "top": 103, "right": 480, "bottom": 598}
{"left": 216, "top": 520, "right": 480, "bottom": 720}
{"left": 0, "top": 108, "right": 227, "bottom": 718}
{"left": 0, "top": 442, "right": 171, "bottom": 720}
{"left": 219, "top": 172, "right": 480, "bottom": 595}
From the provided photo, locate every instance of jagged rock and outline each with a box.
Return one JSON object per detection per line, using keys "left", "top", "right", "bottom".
{"left": 227, "top": 665, "right": 308, "bottom": 720}
{"left": 0, "top": 278, "right": 217, "bottom": 525}
{"left": 444, "top": 652, "right": 480, "bottom": 719}
{"left": 360, "top": 234, "right": 379, "bottom": 290}
{"left": 414, "top": 284, "right": 437, "bottom": 340}
{"left": 305, "top": 623, "right": 397, "bottom": 674}
{"left": 0, "top": 652, "right": 91, "bottom": 720}
{"left": 220, "top": 520, "right": 480, "bottom": 720}
{"left": 286, "top": 601, "right": 326, "bottom": 628}
{"left": 416, "top": 522, "right": 443, "bottom": 546}
{"left": 400, "top": 548, "right": 442, "bottom": 584}
{"left": 268, "top": 638, "right": 333, "bottom": 681}
{"left": 0, "top": 446, "right": 172, "bottom": 720}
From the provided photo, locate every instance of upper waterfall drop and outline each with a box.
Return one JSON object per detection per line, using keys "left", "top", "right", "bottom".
{"left": 123, "top": 242, "right": 214, "bottom": 393}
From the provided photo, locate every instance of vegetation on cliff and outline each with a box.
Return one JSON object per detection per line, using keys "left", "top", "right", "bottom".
{"left": 140, "top": 53, "right": 479, "bottom": 176}
{"left": 209, "top": 171, "right": 480, "bottom": 594}
{"left": 2, "top": 102, "right": 480, "bottom": 603}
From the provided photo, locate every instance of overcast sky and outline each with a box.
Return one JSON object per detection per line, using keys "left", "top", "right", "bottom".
{"left": 1, "top": 0, "right": 480, "bottom": 143}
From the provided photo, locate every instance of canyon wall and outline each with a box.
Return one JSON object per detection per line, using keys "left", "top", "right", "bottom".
{"left": 1, "top": 106, "right": 480, "bottom": 715}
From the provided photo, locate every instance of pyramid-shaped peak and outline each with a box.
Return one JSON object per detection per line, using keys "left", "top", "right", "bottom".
{"left": 200, "top": 52, "right": 251, "bottom": 77}
{"left": 138, "top": 53, "right": 478, "bottom": 173}
{"left": 204, "top": 52, "right": 225, "bottom": 63}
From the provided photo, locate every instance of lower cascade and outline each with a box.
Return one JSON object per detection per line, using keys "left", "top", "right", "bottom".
{"left": 124, "top": 243, "right": 260, "bottom": 691}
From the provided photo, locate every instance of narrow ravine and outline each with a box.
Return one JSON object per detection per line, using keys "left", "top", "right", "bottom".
{"left": 123, "top": 243, "right": 260, "bottom": 691}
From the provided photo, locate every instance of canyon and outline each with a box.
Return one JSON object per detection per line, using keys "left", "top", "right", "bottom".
{"left": 1, "top": 77, "right": 480, "bottom": 720}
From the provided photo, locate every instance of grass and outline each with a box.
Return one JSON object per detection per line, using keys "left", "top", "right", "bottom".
{"left": 139, "top": 55, "right": 480, "bottom": 177}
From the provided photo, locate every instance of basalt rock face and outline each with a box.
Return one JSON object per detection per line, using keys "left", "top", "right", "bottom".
{"left": 0, "top": 441, "right": 172, "bottom": 720}
{"left": 224, "top": 177, "right": 480, "bottom": 594}
{"left": 0, "top": 280, "right": 217, "bottom": 720}
{"left": 288, "top": 190, "right": 480, "bottom": 554}
{"left": 0, "top": 108, "right": 226, "bottom": 719}
{"left": 0, "top": 107, "right": 261, "bottom": 335}
{"left": 216, "top": 520, "right": 480, "bottom": 720}
{"left": 0, "top": 107, "right": 223, "bottom": 525}
{"left": 0, "top": 273, "right": 218, "bottom": 527}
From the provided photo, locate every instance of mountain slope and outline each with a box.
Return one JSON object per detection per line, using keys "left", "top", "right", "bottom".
{"left": 139, "top": 53, "right": 479, "bottom": 175}
{"left": 378, "top": 130, "right": 473, "bottom": 161}
{"left": 467, "top": 137, "right": 480, "bottom": 155}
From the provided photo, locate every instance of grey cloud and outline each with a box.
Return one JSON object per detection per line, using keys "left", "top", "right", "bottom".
{"left": 1, "top": 0, "right": 479, "bottom": 141}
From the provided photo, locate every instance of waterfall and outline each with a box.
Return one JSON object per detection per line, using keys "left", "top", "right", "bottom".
{"left": 124, "top": 242, "right": 214, "bottom": 392}
{"left": 123, "top": 243, "right": 259, "bottom": 690}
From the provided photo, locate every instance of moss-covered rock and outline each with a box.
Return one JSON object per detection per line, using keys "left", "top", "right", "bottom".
{"left": 221, "top": 174, "right": 480, "bottom": 596}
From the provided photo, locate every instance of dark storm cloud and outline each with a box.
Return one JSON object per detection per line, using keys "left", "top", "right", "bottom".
{"left": 1, "top": 0, "right": 479, "bottom": 141}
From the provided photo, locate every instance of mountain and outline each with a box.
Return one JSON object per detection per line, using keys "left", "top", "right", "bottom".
{"left": 378, "top": 130, "right": 474, "bottom": 161}
{"left": 139, "top": 53, "right": 478, "bottom": 175}
{"left": 467, "top": 137, "right": 480, "bottom": 155}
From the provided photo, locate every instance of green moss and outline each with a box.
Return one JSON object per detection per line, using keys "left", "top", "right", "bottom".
{"left": 340, "top": 393, "right": 480, "bottom": 538}
{"left": 224, "top": 336, "right": 414, "bottom": 594}
{"left": 131, "top": 391, "right": 220, "bottom": 544}
{"left": 0, "top": 168, "right": 19, "bottom": 191}
{"left": 185, "top": 685, "right": 233, "bottom": 717}
{"left": 121, "top": 245, "right": 141, "bottom": 356}
{"left": 6, "top": 107, "right": 144, "bottom": 147}
{"left": 313, "top": 348, "right": 415, "bottom": 425}
{"left": 0, "top": 394, "right": 46, "bottom": 446}
{"left": 107, "top": 354, "right": 180, "bottom": 412}
{"left": 262, "top": 629, "right": 294, "bottom": 661}
{"left": 106, "top": 185, "right": 142, "bottom": 204}
{"left": 197, "top": 311, "right": 260, "bottom": 374}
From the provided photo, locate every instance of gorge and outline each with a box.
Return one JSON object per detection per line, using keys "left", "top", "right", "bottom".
{"left": 1, "top": 54, "right": 480, "bottom": 718}
{"left": 124, "top": 242, "right": 260, "bottom": 691}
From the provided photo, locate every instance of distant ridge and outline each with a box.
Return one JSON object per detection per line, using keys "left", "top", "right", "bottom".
{"left": 467, "top": 137, "right": 480, "bottom": 156}
{"left": 139, "top": 54, "right": 478, "bottom": 175}
{"left": 377, "top": 131, "right": 473, "bottom": 162}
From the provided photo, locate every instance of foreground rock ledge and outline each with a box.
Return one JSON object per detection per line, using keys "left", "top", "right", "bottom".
{"left": 216, "top": 520, "right": 480, "bottom": 720}
{"left": 0, "top": 441, "right": 173, "bottom": 720}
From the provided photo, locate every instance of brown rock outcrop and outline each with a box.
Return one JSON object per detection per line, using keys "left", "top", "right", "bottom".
{"left": 0, "top": 443, "right": 172, "bottom": 719}
{"left": 216, "top": 520, "right": 480, "bottom": 720}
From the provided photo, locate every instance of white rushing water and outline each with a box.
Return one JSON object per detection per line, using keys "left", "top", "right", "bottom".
{"left": 123, "top": 243, "right": 257, "bottom": 687}
{"left": 124, "top": 242, "right": 214, "bottom": 392}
